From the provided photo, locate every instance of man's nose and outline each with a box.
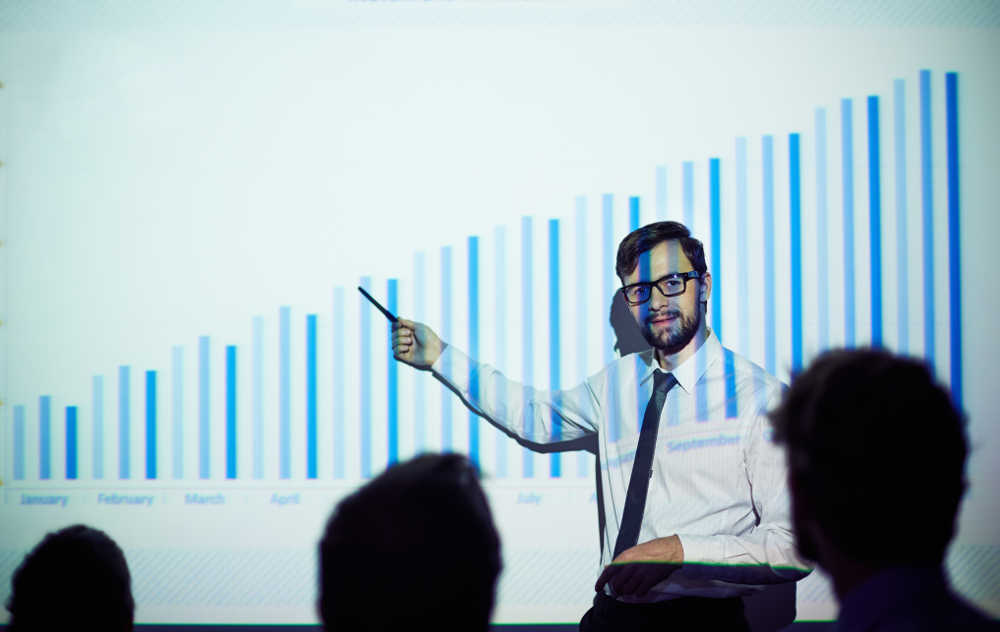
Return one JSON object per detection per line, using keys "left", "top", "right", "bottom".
{"left": 648, "top": 285, "right": 669, "bottom": 311}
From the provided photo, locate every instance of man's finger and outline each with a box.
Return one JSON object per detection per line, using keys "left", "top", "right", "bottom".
{"left": 610, "top": 564, "right": 638, "bottom": 595}
{"left": 595, "top": 565, "right": 618, "bottom": 592}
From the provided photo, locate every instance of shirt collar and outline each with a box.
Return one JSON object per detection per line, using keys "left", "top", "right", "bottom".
{"left": 637, "top": 329, "right": 722, "bottom": 393}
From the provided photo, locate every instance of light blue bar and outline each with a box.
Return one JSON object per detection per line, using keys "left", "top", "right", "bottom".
{"left": 682, "top": 161, "right": 694, "bottom": 230}
{"left": 894, "top": 79, "right": 909, "bottom": 353}
{"left": 92, "top": 375, "right": 104, "bottom": 479}
{"left": 198, "top": 336, "right": 210, "bottom": 479}
{"left": 171, "top": 347, "right": 183, "bottom": 479}
{"left": 440, "top": 249, "right": 453, "bottom": 453}
{"left": 146, "top": 370, "right": 157, "bottom": 480}
{"left": 629, "top": 196, "right": 640, "bottom": 231}
{"left": 735, "top": 138, "right": 750, "bottom": 355}
{"left": 279, "top": 306, "right": 291, "bottom": 479}
{"left": 413, "top": 253, "right": 427, "bottom": 453}
{"left": 920, "top": 70, "right": 935, "bottom": 363}
{"left": 842, "top": 98, "right": 856, "bottom": 347}
{"left": 789, "top": 134, "right": 803, "bottom": 371}
{"left": 333, "top": 288, "right": 346, "bottom": 479}
{"left": 868, "top": 95, "right": 883, "bottom": 347}
{"left": 119, "top": 366, "right": 130, "bottom": 479}
{"left": 226, "top": 345, "right": 237, "bottom": 480}
{"left": 815, "top": 109, "right": 830, "bottom": 350}
{"left": 40, "top": 396, "right": 51, "bottom": 479}
{"left": 360, "top": 277, "right": 373, "bottom": 476}
{"left": 387, "top": 280, "right": 399, "bottom": 466}
{"left": 66, "top": 406, "right": 78, "bottom": 480}
{"left": 14, "top": 405, "right": 25, "bottom": 480}
{"left": 468, "top": 238, "right": 479, "bottom": 467}
{"left": 709, "top": 158, "right": 722, "bottom": 338}
{"left": 601, "top": 194, "right": 615, "bottom": 365}
{"left": 494, "top": 227, "right": 508, "bottom": 478}
{"left": 946, "top": 72, "right": 962, "bottom": 408}
{"left": 307, "top": 315, "right": 317, "bottom": 478}
{"left": 724, "top": 350, "right": 738, "bottom": 418}
{"left": 549, "top": 219, "right": 561, "bottom": 478}
{"left": 655, "top": 166, "right": 667, "bottom": 220}
{"left": 251, "top": 318, "right": 263, "bottom": 480}
{"left": 575, "top": 196, "right": 589, "bottom": 478}
{"left": 762, "top": 136, "right": 776, "bottom": 376}
{"left": 521, "top": 217, "right": 534, "bottom": 478}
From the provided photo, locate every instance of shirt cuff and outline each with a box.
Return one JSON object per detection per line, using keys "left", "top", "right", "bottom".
{"left": 431, "top": 344, "right": 472, "bottom": 392}
{"left": 676, "top": 533, "right": 723, "bottom": 566}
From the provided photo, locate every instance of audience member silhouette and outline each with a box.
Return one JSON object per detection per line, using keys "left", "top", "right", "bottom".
{"left": 770, "top": 349, "right": 998, "bottom": 631}
{"left": 318, "top": 453, "right": 502, "bottom": 632}
{"left": 6, "top": 523, "right": 134, "bottom": 632}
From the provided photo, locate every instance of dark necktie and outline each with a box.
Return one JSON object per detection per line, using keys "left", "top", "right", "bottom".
{"left": 612, "top": 370, "right": 677, "bottom": 560}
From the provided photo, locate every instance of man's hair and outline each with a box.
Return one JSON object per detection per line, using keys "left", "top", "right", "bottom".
{"left": 7, "top": 524, "right": 134, "bottom": 632}
{"left": 770, "top": 349, "right": 968, "bottom": 566}
{"left": 318, "top": 453, "right": 502, "bottom": 632}
{"left": 616, "top": 221, "right": 707, "bottom": 281}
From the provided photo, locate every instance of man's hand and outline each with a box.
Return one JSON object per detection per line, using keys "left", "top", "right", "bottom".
{"left": 392, "top": 318, "right": 446, "bottom": 370}
{"left": 595, "top": 535, "right": 684, "bottom": 598}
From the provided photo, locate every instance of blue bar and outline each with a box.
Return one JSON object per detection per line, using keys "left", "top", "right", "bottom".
{"left": 521, "top": 217, "right": 534, "bottom": 478}
{"left": 119, "top": 366, "right": 130, "bottom": 479}
{"left": 946, "top": 72, "right": 962, "bottom": 408}
{"left": 387, "top": 280, "right": 399, "bottom": 466}
{"left": 493, "top": 228, "right": 508, "bottom": 478}
{"left": 549, "top": 219, "right": 561, "bottom": 478}
{"left": 333, "top": 289, "right": 346, "bottom": 479}
{"left": 467, "top": 238, "right": 479, "bottom": 467}
{"left": 709, "top": 158, "right": 722, "bottom": 338}
{"left": 440, "top": 249, "right": 452, "bottom": 453}
{"left": 413, "top": 253, "right": 427, "bottom": 452}
{"left": 736, "top": 138, "right": 750, "bottom": 355}
{"left": 920, "top": 70, "right": 935, "bottom": 362}
{"left": 762, "top": 136, "right": 776, "bottom": 375}
{"left": 251, "top": 319, "right": 263, "bottom": 480}
{"left": 682, "top": 161, "right": 694, "bottom": 229}
{"left": 575, "top": 196, "right": 589, "bottom": 478}
{"left": 789, "top": 135, "right": 803, "bottom": 371}
{"left": 146, "top": 370, "right": 157, "bottom": 480}
{"left": 14, "top": 405, "right": 26, "bottom": 480}
{"left": 226, "top": 345, "right": 237, "bottom": 480}
{"left": 723, "top": 351, "right": 738, "bottom": 418}
{"left": 601, "top": 195, "right": 614, "bottom": 365}
{"left": 171, "top": 347, "right": 183, "bottom": 479}
{"left": 815, "top": 109, "right": 830, "bottom": 350}
{"left": 198, "top": 337, "right": 210, "bottom": 479}
{"left": 306, "top": 315, "right": 317, "bottom": 478}
{"left": 629, "top": 196, "right": 640, "bottom": 231}
{"left": 40, "top": 396, "right": 51, "bottom": 479}
{"left": 655, "top": 166, "right": 667, "bottom": 220}
{"left": 279, "top": 306, "right": 291, "bottom": 479}
{"left": 868, "top": 95, "right": 883, "bottom": 347}
{"left": 842, "top": 98, "right": 856, "bottom": 347}
{"left": 894, "top": 79, "right": 909, "bottom": 353}
{"left": 360, "top": 276, "right": 373, "bottom": 476}
{"left": 66, "top": 406, "right": 78, "bottom": 480}
{"left": 92, "top": 375, "right": 104, "bottom": 479}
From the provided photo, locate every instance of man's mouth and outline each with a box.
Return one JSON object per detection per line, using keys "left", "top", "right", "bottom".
{"left": 648, "top": 311, "right": 680, "bottom": 326}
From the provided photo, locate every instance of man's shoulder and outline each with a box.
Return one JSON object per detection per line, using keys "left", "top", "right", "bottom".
{"left": 719, "top": 345, "right": 785, "bottom": 397}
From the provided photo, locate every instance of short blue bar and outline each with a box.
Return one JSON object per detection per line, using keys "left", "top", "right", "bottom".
{"left": 919, "top": 70, "right": 935, "bottom": 363}
{"left": 226, "top": 345, "right": 237, "bottom": 480}
{"left": 894, "top": 79, "right": 909, "bottom": 353}
{"left": 387, "top": 279, "right": 399, "bottom": 466}
{"left": 946, "top": 72, "right": 962, "bottom": 408}
{"left": 521, "top": 217, "right": 534, "bottom": 478}
{"left": 198, "top": 337, "right": 210, "bottom": 479}
{"left": 92, "top": 375, "right": 104, "bottom": 479}
{"left": 307, "top": 315, "right": 318, "bottom": 478}
{"left": 842, "top": 98, "right": 856, "bottom": 347}
{"left": 360, "top": 277, "right": 373, "bottom": 476}
{"left": 40, "top": 396, "right": 51, "bottom": 479}
{"left": 467, "top": 237, "right": 479, "bottom": 467}
{"left": 549, "top": 218, "right": 561, "bottom": 478}
{"left": 629, "top": 196, "right": 640, "bottom": 231}
{"left": 333, "top": 288, "right": 346, "bottom": 479}
{"left": 789, "top": 134, "right": 803, "bottom": 371}
{"left": 66, "top": 406, "right": 78, "bottom": 480}
{"left": 251, "top": 319, "right": 263, "bottom": 480}
{"left": 146, "top": 370, "right": 157, "bottom": 480}
{"left": 762, "top": 136, "right": 776, "bottom": 376}
{"left": 601, "top": 195, "right": 615, "bottom": 365}
{"left": 815, "top": 108, "right": 830, "bottom": 350}
{"left": 655, "top": 166, "right": 667, "bottom": 220}
{"left": 709, "top": 158, "right": 722, "bottom": 338}
{"left": 868, "top": 95, "right": 883, "bottom": 347}
{"left": 575, "top": 196, "right": 589, "bottom": 478}
{"left": 682, "top": 161, "right": 694, "bottom": 229}
{"left": 14, "top": 405, "right": 26, "bottom": 480}
{"left": 440, "top": 249, "right": 453, "bottom": 454}
{"left": 119, "top": 366, "right": 130, "bottom": 479}
{"left": 279, "top": 306, "right": 291, "bottom": 479}
{"left": 723, "top": 351, "right": 738, "bottom": 418}
{"left": 413, "top": 253, "right": 428, "bottom": 453}
{"left": 171, "top": 347, "right": 183, "bottom": 479}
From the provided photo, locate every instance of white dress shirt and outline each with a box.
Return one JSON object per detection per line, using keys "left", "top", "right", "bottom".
{"left": 432, "top": 330, "right": 811, "bottom": 601}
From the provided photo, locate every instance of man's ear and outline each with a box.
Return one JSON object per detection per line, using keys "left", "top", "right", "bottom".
{"left": 699, "top": 272, "right": 712, "bottom": 304}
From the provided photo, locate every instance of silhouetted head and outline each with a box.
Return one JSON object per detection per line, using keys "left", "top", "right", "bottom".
{"left": 318, "top": 453, "right": 502, "bottom": 632}
{"left": 7, "top": 524, "right": 134, "bottom": 632}
{"left": 770, "top": 349, "right": 968, "bottom": 570}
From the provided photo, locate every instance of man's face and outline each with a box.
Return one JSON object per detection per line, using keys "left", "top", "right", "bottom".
{"left": 621, "top": 240, "right": 708, "bottom": 356}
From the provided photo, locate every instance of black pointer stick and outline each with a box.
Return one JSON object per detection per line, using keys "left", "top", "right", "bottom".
{"left": 357, "top": 286, "right": 398, "bottom": 323}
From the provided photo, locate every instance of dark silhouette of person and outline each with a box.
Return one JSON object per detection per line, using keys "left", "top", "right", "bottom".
{"left": 770, "top": 348, "right": 999, "bottom": 631}
{"left": 317, "top": 453, "right": 502, "bottom": 632}
{"left": 6, "top": 524, "right": 134, "bottom": 632}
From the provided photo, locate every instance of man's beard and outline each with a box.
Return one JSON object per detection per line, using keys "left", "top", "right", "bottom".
{"left": 641, "top": 306, "right": 702, "bottom": 356}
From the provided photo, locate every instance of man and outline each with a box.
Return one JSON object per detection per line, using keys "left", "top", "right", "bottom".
{"left": 6, "top": 524, "right": 135, "bottom": 632}
{"left": 770, "top": 349, "right": 999, "bottom": 631}
{"left": 393, "top": 221, "right": 809, "bottom": 630}
{"left": 318, "top": 453, "right": 502, "bottom": 632}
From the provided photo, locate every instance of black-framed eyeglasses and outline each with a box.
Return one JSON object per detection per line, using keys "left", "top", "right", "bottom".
{"left": 620, "top": 271, "right": 701, "bottom": 305}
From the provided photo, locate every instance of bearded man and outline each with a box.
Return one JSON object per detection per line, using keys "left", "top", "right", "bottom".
{"left": 392, "top": 221, "right": 810, "bottom": 631}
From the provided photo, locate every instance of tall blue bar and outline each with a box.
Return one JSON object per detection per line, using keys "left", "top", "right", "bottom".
{"left": 736, "top": 139, "right": 750, "bottom": 355}
{"left": 198, "top": 337, "right": 210, "bottom": 479}
{"left": 119, "top": 366, "right": 130, "bottom": 479}
{"left": 549, "top": 219, "right": 561, "bottom": 478}
{"left": 655, "top": 166, "right": 667, "bottom": 220}
{"left": 92, "top": 375, "right": 104, "bottom": 479}
{"left": 762, "top": 136, "right": 776, "bottom": 376}
{"left": 171, "top": 347, "right": 183, "bottom": 479}
{"left": 251, "top": 318, "right": 263, "bottom": 480}
{"left": 226, "top": 345, "right": 237, "bottom": 480}
{"left": 629, "top": 196, "right": 640, "bottom": 231}
{"left": 868, "top": 95, "right": 883, "bottom": 347}
{"left": 946, "top": 72, "right": 962, "bottom": 408}
{"left": 493, "top": 228, "right": 508, "bottom": 478}
{"left": 682, "top": 161, "right": 694, "bottom": 229}
{"left": 709, "top": 158, "right": 722, "bottom": 338}
{"left": 815, "top": 109, "right": 830, "bottom": 350}
{"left": 279, "top": 306, "right": 291, "bottom": 479}
{"left": 920, "top": 70, "right": 935, "bottom": 362}
{"left": 413, "top": 254, "right": 427, "bottom": 453}
{"left": 440, "top": 249, "right": 453, "bottom": 453}
{"left": 601, "top": 195, "right": 615, "bottom": 365}
{"left": 360, "top": 276, "right": 373, "bottom": 476}
{"left": 14, "top": 405, "right": 26, "bottom": 480}
{"left": 65, "top": 406, "right": 78, "bottom": 480}
{"left": 40, "top": 396, "right": 51, "bottom": 479}
{"left": 333, "top": 288, "right": 346, "bottom": 479}
{"left": 306, "top": 316, "right": 318, "bottom": 478}
{"left": 521, "top": 217, "right": 534, "bottom": 478}
{"left": 842, "top": 98, "right": 856, "bottom": 347}
{"left": 145, "top": 370, "right": 157, "bottom": 480}
{"left": 894, "top": 79, "right": 909, "bottom": 352}
{"left": 789, "top": 135, "right": 803, "bottom": 371}
{"left": 467, "top": 238, "right": 479, "bottom": 467}
{"left": 387, "top": 280, "right": 399, "bottom": 466}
